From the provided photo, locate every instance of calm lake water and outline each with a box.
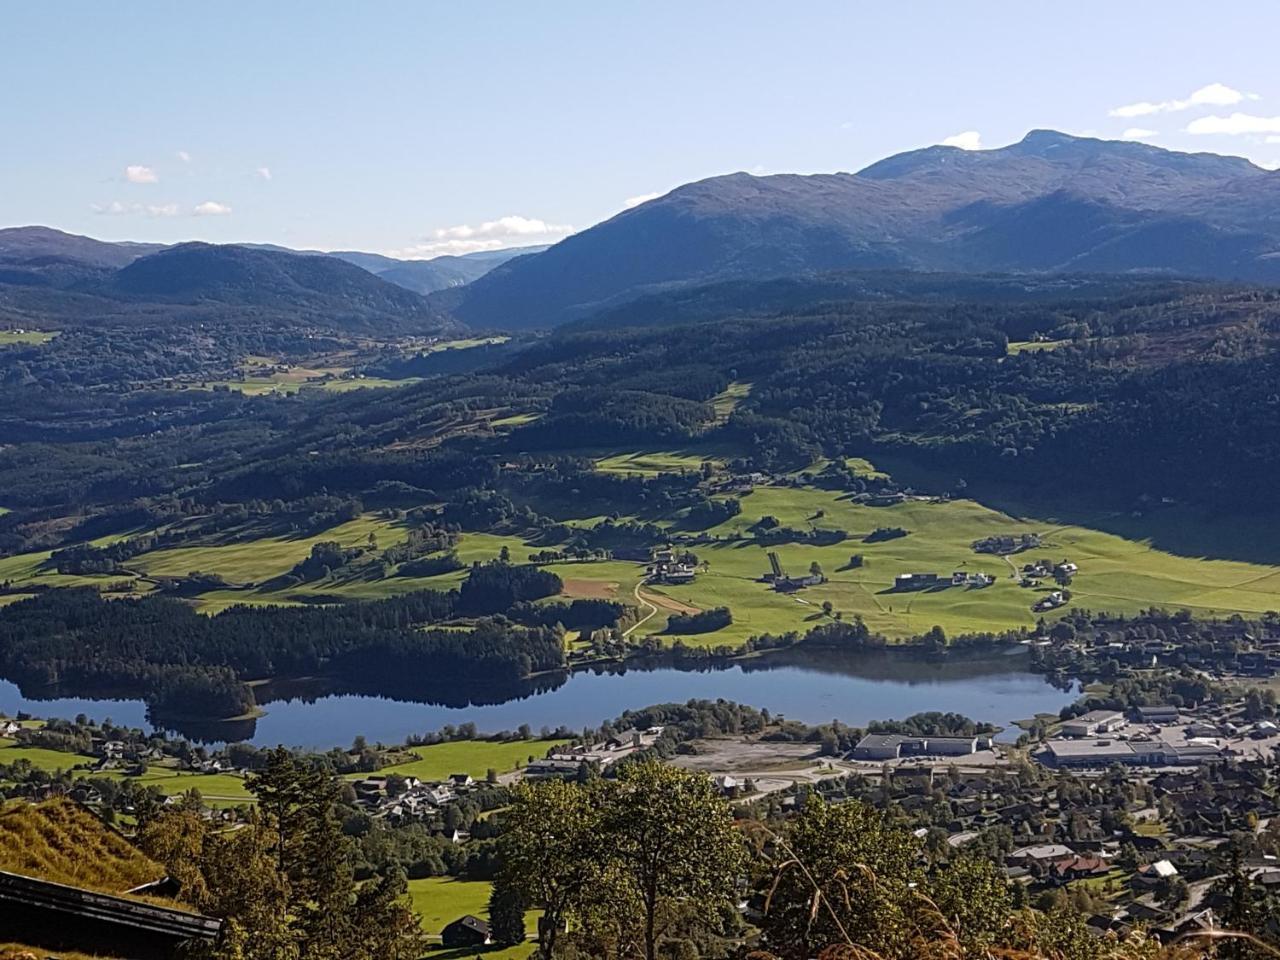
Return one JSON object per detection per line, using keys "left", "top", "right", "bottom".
{"left": 0, "top": 647, "right": 1075, "bottom": 750}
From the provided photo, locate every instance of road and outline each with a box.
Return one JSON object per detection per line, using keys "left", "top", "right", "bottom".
{"left": 623, "top": 581, "right": 660, "bottom": 638}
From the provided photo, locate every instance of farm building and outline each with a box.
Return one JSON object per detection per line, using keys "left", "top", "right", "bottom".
{"left": 893, "top": 572, "right": 940, "bottom": 591}
{"left": 442, "top": 914, "right": 491, "bottom": 948}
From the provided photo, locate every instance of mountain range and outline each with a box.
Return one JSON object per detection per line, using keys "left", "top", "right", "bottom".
{"left": 440, "top": 130, "right": 1280, "bottom": 328}
{"left": 0, "top": 229, "right": 545, "bottom": 335}
{"left": 5, "top": 131, "right": 1280, "bottom": 335}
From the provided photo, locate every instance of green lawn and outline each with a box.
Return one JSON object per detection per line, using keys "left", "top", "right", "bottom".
{"left": 0, "top": 741, "right": 90, "bottom": 774}
{"left": 407, "top": 876, "right": 539, "bottom": 955}
{"left": 351, "top": 738, "right": 570, "bottom": 783}
{"left": 0, "top": 740, "right": 254, "bottom": 805}
{"left": 0, "top": 330, "right": 56, "bottom": 346}
{"left": 1007, "top": 339, "right": 1069, "bottom": 354}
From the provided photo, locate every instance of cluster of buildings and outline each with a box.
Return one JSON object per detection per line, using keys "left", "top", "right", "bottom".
{"left": 525, "top": 728, "right": 663, "bottom": 779}
{"left": 892, "top": 570, "right": 995, "bottom": 591}
{"left": 645, "top": 548, "right": 697, "bottom": 585}
{"left": 762, "top": 551, "right": 823, "bottom": 592}
{"left": 1036, "top": 704, "right": 1279, "bottom": 769}
{"left": 972, "top": 533, "right": 1042, "bottom": 555}
{"left": 349, "top": 771, "right": 478, "bottom": 831}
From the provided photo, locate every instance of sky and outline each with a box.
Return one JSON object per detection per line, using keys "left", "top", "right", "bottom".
{"left": 4, "top": 1, "right": 1280, "bottom": 259}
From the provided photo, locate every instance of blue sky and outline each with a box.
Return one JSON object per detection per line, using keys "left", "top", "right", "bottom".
{"left": 4, "top": 1, "right": 1279, "bottom": 258}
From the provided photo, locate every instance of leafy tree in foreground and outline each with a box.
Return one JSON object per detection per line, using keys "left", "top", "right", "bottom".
{"left": 600, "top": 760, "right": 746, "bottom": 960}
{"left": 499, "top": 777, "right": 604, "bottom": 960}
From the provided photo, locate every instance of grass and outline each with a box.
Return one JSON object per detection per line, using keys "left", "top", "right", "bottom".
{"left": 594, "top": 443, "right": 733, "bottom": 477}
{"left": 350, "top": 738, "right": 570, "bottom": 783}
{"left": 129, "top": 515, "right": 401, "bottom": 584}
{"left": 1006, "top": 339, "right": 1069, "bottom": 354}
{"left": 0, "top": 798, "right": 164, "bottom": 893}
{"left": 407, "top": 876, "right": 539, "bottom": 955}
{"left": 0, "top": 330, "right": 56, "bottom": 347}
{"left": 712, "top": 380, "right": 752, "bottom": 421}
{"left": 0, "top": 741, "right": 91, "bottom": 774}
{"left": 534, "top": 473, "right": 1280, "bottom": 644}
{"left": 0, "top": 740, "right": 254, "bottom": 805}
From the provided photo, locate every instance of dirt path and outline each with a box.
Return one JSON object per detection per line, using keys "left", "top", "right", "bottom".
{"left": 623, "top": 581, "right": 660, "bottom": 637}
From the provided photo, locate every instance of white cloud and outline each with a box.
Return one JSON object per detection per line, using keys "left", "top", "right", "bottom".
{"left": 193, "top": 200, "right": 232, "bottom": 216}
{"left": 624, "top": 192, "right": 661, "bottom": 209}
{"left": 941, "top": 130, "right": 983, "bottom": 150}
{"left": 389, "top": 214, "right": 574, "bottom": 259}
{"left": 1122, "top": 127, "right": 1159, "bottom": 140}
{"left": 1110, "top": 82, "right": 1250, "bottom": 118}
{"left": 1259, "top": 159, "right": 1280, "bottom": 171}
{"left": 125, "top": 164, "right": 158, "bottom": 184}
{"left": 91, "top": 200, "right": 179, "bottom": 217}
{"left": 176, "top": 150, "right": 191, "bottom": 163}
{"left": 256, "top": 166, "right": 272, "bottom": 180}
{"left": 1186, "top": 112, "right": 1280, "bottom": 135}
{"left": 1268, "top": 135, "right": 1280, "bottom": 144}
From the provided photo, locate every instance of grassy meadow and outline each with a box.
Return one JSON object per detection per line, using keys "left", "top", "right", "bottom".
{"left": 407, "top": 876, "right": 539, "bottom": 954}
{"left": 3, "top": 443, "right": 1280, "bottom": 644}
{"left": 348, "top": 738, "right": 570, "bottom": 784}
{"left": 0, "top": 740, "right": 254, "bottom": 805}
{"left": 0, "top": 330, "right": 57, "bottom": 347}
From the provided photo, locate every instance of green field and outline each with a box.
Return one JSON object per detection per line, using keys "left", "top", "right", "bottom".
{"left": 0, "top": 741, "right": 254, "bottom": 805}
{"left": 1007, "top": 339, "right": 1069, "bottom": 354}
{"left": 0, "top": 330, "right": 56, "bottom": 347}
{"left": 543, "top": 481, "right": 1280, "bottom": 644}
{"left": 351, "top": 738, "right": 570, "bottom": 783}
{"left": 407, "top": 876, "right": 538, "bottom": 955}
{"left": 712, "top": 380, "right": 752, "bottom": 421}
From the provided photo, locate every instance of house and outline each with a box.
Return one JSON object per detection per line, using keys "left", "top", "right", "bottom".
{"left": 713, "top": 775, "right": 739, "bottom": 797}
{"left": 447, "top": 773, "right": 475, "bottom": 788}
{"left": 1047, "top": 854, "right": 1111, "bottom": 883}
{"left": 0, "top": 869, "right": 221, "bottom": 960}
{"left": 441, "top": 915, "right": 491, "bottom": 948}
{"left": 1133, "top": 860, "right": 1179, "bottom": 888}
{"left": 1061, "top": 710, "right": 1126, "bottom": 737}
{"left": 0, "top": 720, "right": 20, "bottom": 737}
{"left": 353, "top": 776, "right": 389, "bottom": 799}
{"left": 893, "top": 572, "right": 940, "bottom": 591}
{"left": 1007, "top": 843, "right": 1074, "bottom": 866}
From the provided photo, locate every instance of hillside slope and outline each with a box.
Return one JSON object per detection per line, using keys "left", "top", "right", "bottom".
{"left": 442, "top": 131, "right": 1280, "bottom": 328}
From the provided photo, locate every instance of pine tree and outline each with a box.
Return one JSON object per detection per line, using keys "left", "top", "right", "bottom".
{"left": 489, "top": 878, "right": 528, "bottom": 947}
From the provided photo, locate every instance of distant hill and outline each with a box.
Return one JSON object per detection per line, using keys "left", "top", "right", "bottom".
{"left": 334, "top": 244, "right": 551, "bottom": 295}
{"left": 440, "top": 130, "right": 1280, "bottom": 329}
{"left": 0, "top": 226, "right": 543, "bottom": 305}
{"left": 0, "top": 240, "right": 455, "bottom": 335}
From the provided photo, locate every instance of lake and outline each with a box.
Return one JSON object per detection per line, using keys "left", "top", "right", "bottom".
{"left": 0, "top": 646, "right": 1075, "bottom": 750}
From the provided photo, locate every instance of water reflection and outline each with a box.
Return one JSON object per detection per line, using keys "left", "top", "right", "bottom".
{"left": 0, "top": 646, "right": 1076, "bottom": 750}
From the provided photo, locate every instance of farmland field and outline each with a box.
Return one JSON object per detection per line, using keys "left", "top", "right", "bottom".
{"left": 4, "top": 448, "right": 1280, "bottom": 642}
{"left": 349, "top": 738, "right": 570, "bottom": 783}
{"left": 540, "top": 474, "right": 1280, "bottom": 644}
